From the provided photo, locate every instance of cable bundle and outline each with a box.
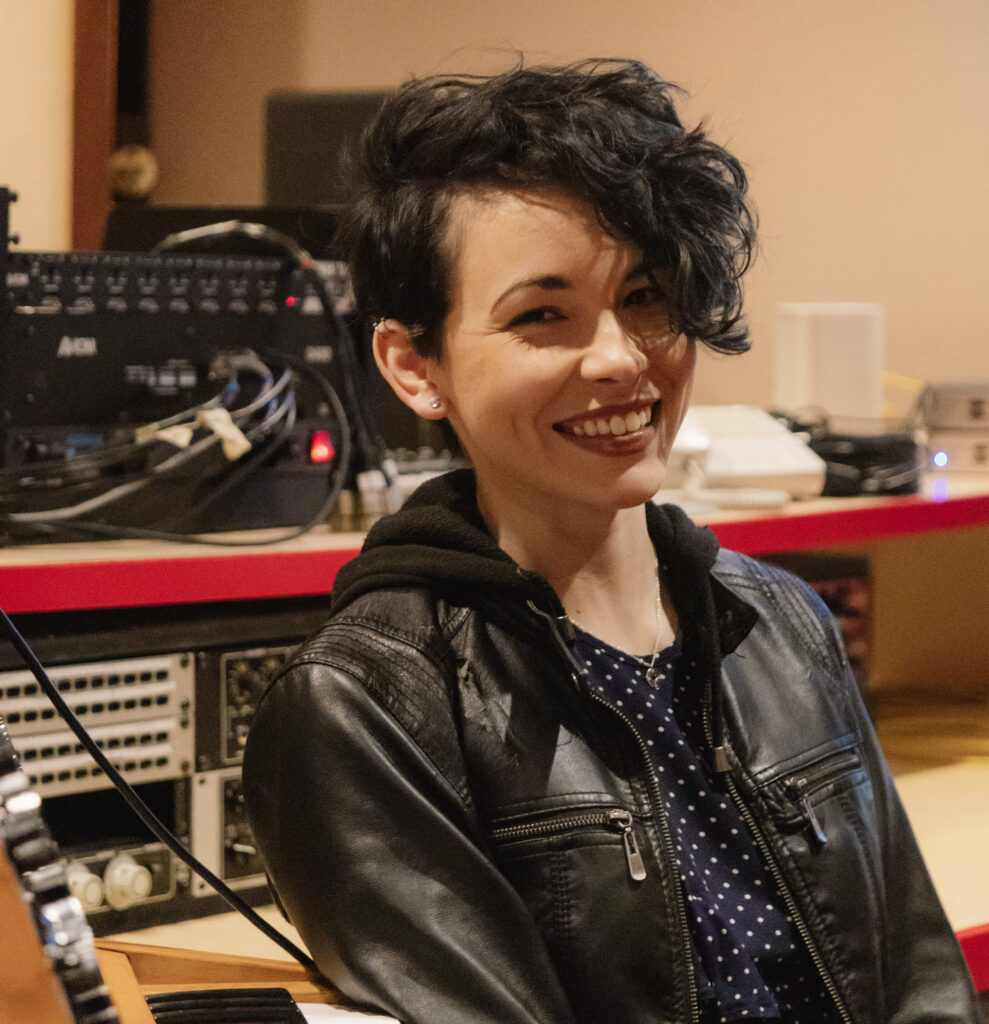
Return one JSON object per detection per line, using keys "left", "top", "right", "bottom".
{"left": 0, "top": 347, "right": 352, "bottom": 547}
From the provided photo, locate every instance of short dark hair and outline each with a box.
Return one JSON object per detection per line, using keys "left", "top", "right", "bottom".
{"left": 337, "top": 58, "right": 757, "bottom": 358}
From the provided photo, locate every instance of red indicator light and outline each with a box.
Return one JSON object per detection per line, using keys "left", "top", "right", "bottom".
{"left": 309, "top": 430, "right": 334, "bottom": 464}
{"left": 285, "top": 295, "right": 297, "bottom": 308}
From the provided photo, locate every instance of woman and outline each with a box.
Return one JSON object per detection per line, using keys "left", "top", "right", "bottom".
{"left": 243, "top": 60, "right": 978, "bottom": 1024}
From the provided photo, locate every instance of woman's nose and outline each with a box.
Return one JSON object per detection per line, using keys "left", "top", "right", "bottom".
{"left": 581, "top": 312, "right": 649, "bottom": 382}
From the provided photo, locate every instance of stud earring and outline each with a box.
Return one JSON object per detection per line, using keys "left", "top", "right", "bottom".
{"left": 428, "top": 396, "right": 442, "bottom": 411}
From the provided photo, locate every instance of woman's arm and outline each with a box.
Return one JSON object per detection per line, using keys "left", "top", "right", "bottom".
{"left": 243, "top": 660, "right": 578, "bottom": 1024}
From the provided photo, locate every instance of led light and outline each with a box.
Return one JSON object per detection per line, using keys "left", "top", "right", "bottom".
{"left": 285, "top": 295, "right": 297, "bottom": 308}
{"left": 932, "top": 450, "right": 949, "bottom": 469}
{"left": 309, "top": 430, "right": 334, "bottom": 464}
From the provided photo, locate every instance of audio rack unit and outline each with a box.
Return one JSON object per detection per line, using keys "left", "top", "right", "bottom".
{"left": 0, "top": 186, "right": 387, "bottom": 544}
{"left": 0, "top": 595, "right": 332, "bottom": 934}
{"left": 1, "top": 247, "right": 358, "bottom": 536}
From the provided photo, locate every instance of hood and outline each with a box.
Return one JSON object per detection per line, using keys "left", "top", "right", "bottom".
{"left": 330, "top": 469, "right": 723, "bottom": 623}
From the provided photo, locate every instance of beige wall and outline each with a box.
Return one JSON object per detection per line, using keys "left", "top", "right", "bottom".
{"left": 0, "top": 1, "right": 74, "bottom": 250}
{"left": 7, "top": 0, "right": 981, "bottom": 410}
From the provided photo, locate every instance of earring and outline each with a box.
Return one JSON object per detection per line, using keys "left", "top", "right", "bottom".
{"left": 428, "top": 396, "right": 442, "bottom": 411}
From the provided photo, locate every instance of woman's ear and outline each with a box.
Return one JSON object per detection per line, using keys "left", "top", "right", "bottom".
{"left": 372, "top": 319, "right": 446, "bottom": 420}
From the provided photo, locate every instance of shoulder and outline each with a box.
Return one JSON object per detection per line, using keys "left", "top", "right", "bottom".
{"left": 713, "top": 547, "right": 829, "bottom": 612}
{"left": 248, "top": 585, "right": 476, "bottom": 807}
{"left": 272, "top": 584, "right": 468, "bottom": 720}
{"left": 301, "top": 586, "right": 469, "bottom": 670}
{"left": 711, "top": 548, "right": 845, "bottom": 665}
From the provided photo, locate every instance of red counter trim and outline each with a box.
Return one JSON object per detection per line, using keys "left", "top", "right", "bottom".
{"left": 1, "top": 547, "right": 356, "bottom": 614}
{"left": 3, "top": 486, "right": 989, "bottom": 615}
{"left": 708, "top": 491, "right": 989, "bottom": 555}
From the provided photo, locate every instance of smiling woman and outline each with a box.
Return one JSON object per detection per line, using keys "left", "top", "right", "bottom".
{"left": 242, "top": 60, "right": 979, "bottom": 1024}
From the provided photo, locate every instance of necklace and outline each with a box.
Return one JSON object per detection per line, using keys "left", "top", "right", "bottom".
{"left": 641, "top": 568, "right": 665, "bottom": 689}
{"left": 569, "top": 565, "right": 666, "bottom": 689}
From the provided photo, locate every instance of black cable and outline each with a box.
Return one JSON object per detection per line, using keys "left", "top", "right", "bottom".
{"left": 0, "top": 355, "right": 353, "bottom": 548}
{"left": 2, "top": 353, "right": 302, "bottom": 523}
{"left": 141, "top": 354, "right": 351, "bottom": 541}
{"left": 0, "top": 606, "right": 318, "bottom": 972}
{"left": 153, "top": 396, "right": 298, "bottom": 532}
{"left": 152, "top": 218, "right": 388, "bottom": 484}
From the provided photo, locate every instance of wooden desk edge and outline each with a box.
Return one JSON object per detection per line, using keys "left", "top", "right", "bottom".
{"left": 95, "top": 938, "right": 343, "bottom": 1007}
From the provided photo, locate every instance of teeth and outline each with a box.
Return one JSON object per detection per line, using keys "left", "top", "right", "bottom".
{"left": 566, "top": 407, "right": 652, "bottom": 437}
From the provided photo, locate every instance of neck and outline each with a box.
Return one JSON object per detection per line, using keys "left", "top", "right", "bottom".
{"left": 475, "top": 482, "right": 674, "bottom": 654}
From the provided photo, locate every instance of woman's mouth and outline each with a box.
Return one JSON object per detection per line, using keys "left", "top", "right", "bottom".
{"left": 554, "top": 403, "right": 657, "bottom": 438}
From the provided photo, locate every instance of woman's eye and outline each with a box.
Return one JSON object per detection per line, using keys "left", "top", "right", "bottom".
{"left": 508, "top": 307, "right": 563, "bottom": 328}
{"left": 623, "top": 285, "right": 663, "bottom": 308}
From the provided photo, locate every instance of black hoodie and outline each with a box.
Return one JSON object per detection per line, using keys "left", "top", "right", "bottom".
{"left": 330, "top": 468, "right": 722, "bottom": 629}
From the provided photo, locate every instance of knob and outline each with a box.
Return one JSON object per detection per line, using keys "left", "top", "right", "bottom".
{"left": 103, "top": 854, "right": 153, "bottom": 910}
{"left": 66, "top": 862, "right": 105, "bottom": 911}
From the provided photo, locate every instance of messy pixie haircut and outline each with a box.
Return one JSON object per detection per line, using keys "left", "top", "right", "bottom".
{"left": 336, "top": 59, "right": 757, "bottom": 358}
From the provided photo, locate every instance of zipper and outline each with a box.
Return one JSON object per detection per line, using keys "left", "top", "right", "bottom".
{"left": 586, "top": 689, "right": 699, "bottom": 1021}
{"left": 527, "top": 601, "right": 700, "bottom": 1023}
{"left": 787, "top": 776, "right": 829, "bottom": 846}
{"left": 785, "top": 749, "right": 860, "bottom": 847}
{"left": 786, "top": 748, "right": 861, "bottom": 795}
{"left": 702, "top": 692, "right": 855, "bottom": 1024}
{"left": 491, "top": 807, "right": 647, "bottom": 882}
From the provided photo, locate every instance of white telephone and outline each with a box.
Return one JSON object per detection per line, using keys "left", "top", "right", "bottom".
{"left": 663, "top": 405, "right": 826, "bottom": 509}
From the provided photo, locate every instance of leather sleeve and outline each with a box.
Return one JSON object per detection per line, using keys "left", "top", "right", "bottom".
{"left": 242, "top": 657, "right": 578, "bottom": 1024}
{"left": 820, "top": 612, "right": 982, "bottom": 1023}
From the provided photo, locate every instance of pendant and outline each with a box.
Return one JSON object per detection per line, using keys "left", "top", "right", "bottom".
{"left": 645, "top": 665, "right": 661, "bottom": 689}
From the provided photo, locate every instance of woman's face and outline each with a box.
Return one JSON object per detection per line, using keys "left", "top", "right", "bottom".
{"left": 426, "top": 187, "right": 697, "bottom": 526}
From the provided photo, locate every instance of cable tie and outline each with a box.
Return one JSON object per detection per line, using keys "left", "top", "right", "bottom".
{"left": 196, "top": 407, "right": 252, "bottom": 460}
{"left": 150, "top": 424, "right": 195, "bottom": 449}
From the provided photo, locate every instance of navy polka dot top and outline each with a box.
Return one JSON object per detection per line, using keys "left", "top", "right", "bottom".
{"left": 574, "top": 628, "right": 842, "bottom": 1024}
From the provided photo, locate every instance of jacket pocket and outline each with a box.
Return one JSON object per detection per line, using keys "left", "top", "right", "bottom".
{"left": 489, "top": 805, "right": 647, "bottom": 881}
{"left": 760, "top": 746, "right": 865, "bottom": 848}
{"left": 487, "top": 804, "right": 656, "bottom": 982}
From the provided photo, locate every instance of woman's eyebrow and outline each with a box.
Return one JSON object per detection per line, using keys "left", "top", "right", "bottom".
{"left": 491, "top": 275, "right": 571, "bottom": 314}
{"left": 490, "top": 263, "right": 658, "bottom": 315}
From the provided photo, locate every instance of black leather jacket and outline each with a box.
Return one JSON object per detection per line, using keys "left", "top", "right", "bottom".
{"left": 243, "top": 471, "right": 978, "bottom": 1024}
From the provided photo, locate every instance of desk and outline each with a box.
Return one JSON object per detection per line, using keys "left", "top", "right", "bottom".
{"left": 700, "top": 474, "right": 989, "bottom": 700}
{"left": 694, "top": 472, "right": 989, "bottom": 555}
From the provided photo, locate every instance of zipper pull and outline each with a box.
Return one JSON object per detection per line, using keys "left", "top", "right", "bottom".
{"left": 789, "top": 777, "right": 828, "bottom": 846}
{"left": 609, "top": 809, "right": 647, "bottom": 881}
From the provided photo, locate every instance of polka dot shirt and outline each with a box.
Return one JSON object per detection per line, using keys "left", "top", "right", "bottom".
{"left": 573, "top": 629, "right": 842, "bottom": 1024}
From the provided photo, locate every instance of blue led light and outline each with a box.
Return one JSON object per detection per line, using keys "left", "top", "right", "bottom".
{"left": 933, "top": 450, "right": 949, "bottom": 468}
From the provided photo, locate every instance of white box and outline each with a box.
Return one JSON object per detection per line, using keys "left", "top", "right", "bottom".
{"left": 775, "top": 303, "right": 885, "bottom": 421}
